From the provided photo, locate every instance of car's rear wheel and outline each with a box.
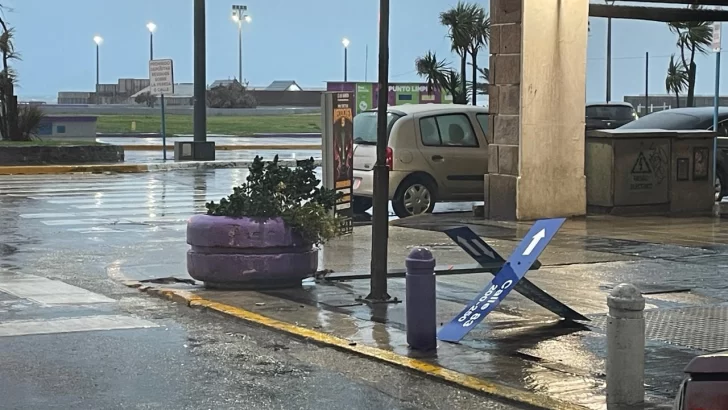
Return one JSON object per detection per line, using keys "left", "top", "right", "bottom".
{"left": 352, "top": 196, "right": 373, "bottom": 213}
{"left": 717, "top": 173, "right": 725, "bottom": 202}
{"left": 392, "top": 176, "right": 436, "bottom": 218}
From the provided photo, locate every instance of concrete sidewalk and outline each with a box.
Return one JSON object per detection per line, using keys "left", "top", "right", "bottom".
{"left": 115, "top": 213, "right": 728, "bottom": 409}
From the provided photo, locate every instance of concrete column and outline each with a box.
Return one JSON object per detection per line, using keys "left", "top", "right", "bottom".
{"left": 485, "top": 0, "right": 588, "bottom": 220}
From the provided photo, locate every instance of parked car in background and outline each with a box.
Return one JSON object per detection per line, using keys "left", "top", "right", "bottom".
{"left": 618, "top": 106, "right": 728, "bottom": 201}
{"left": 585, "top": 102, "right": 638, "bottom": 131}
{"left": 352, "top": 104, "right": 489, "bottom": 218}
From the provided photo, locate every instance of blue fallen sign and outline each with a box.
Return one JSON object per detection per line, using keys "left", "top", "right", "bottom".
{"left": 438, "top": 218, "right": 567, "bottom": 343}
{"left": 443, "top": 226, "right": 588, "bottom": 322}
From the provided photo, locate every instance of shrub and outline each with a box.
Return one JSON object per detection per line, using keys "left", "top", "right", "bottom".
{"left": 206, "top": 80, "right": 258, "bottom": 109}
{"left": 16, "top": 104, "right": 44, "bottom": 141}
{"left": 134, "top": 92, "right": 158, "bottom": 108}
{"left": 205, "top": 156, "right": 340, "bottom": 245}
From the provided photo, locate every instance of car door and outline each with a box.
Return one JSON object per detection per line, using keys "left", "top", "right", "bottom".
{"left": 416, "top": 112, "right": 488, "bottom": 199}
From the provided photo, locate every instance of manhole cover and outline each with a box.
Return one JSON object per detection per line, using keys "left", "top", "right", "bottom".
{"left": 590, "top": 306, "right": 728, "bottom": 352}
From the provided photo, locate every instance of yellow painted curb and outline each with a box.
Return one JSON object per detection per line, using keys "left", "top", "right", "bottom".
{"left": 121, "top": 144, "right": 322, "bottom": 151}
{"left": 135, "top": 285, "right": 586, "bottom": 410}
{"left": 0, "top": 164, "right": 149, "bottom": 175}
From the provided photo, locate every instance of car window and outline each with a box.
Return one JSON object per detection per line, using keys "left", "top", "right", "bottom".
{"left": 715, "top": 120, "right": 728, "bottom": 138}
{"left": 419, "top": 114, "right": 479, "bottom": 147}
{"left": 476, "top": 114, "right": 488, "bottom": 135}
{"left": 420, "top": 117, "right": 440, "bottom": 146}
{"left": 353, "top": 112, "right": 400, "bottom": 145}
{"left": 586, "top": 105, "right": 635, "bottom": 120}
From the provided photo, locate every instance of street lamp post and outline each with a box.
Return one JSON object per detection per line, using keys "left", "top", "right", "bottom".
{"left": 194, "top": 0, "right": 207, "bottom": 145}
{"left": 342, "top": 37, "right": 350, "bottom": 82}
{"left": 147, "top": 22, "right": 157, "bottom": 60}
{"left": 93, "top": 35, "right": 103, "bottom": 98}
{"left": 367, "top": 0, "right": 390, "bottom": 302}
{"left": 232, "top": 5, "right": 251, "bottom": 82}
{"left": 606, "top": 0, "right": 615, "bottom": 103}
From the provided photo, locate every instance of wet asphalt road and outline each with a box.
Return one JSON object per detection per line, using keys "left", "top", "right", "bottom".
{"left": 0, "top": 170, "right": 514, "bottom": 410}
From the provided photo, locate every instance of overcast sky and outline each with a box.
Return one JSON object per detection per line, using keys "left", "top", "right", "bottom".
{"left": 7, "top": 0, "right": 727, "bottom": 103}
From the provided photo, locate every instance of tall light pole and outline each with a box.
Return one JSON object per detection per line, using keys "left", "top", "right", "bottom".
{"left": 93, "top": 35, "right": 103, "bottom": 93}
{"left": 367, "top": 0, "right": 390, "bottom": 302}
{"left": 606, "top": 0, "right": 615, "bottom": 103}
{"left": 342, "top": 37, "right": 350, "bottom": 82}
{"left": 194, "top": 0, "right": 207, "bottom": 145}
{"left": 232, "top": 5, "right": 251, "bottom": 82}
{"left": 147, "top": 22, "right": 157, "bottom": 60}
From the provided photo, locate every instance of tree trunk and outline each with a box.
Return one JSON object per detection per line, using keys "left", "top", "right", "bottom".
{"left": 675, "top": 91, "right": 680, "bottom": 108}
{"left": 686, "top": 62, "right": 697, "bottom": 107}
{"left": 471, "top": 51, "right": 478, "bottom": 106}
{"left": 460, "top": 54, "right": 467, "bottom": 104}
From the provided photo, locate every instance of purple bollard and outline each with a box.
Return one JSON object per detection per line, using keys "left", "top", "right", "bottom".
{"left": 406, "top": 247, "right": 437, "bottom": 351}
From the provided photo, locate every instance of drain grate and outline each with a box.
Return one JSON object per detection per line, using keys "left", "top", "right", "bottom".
{"left": 589, "top": 306, "right": 728, "bottom": 352}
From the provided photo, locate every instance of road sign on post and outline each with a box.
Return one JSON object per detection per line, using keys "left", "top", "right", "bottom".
{"left": 149, "top": 59, "right": 174, "bottom": 160}
{"left": 713, "top": 22, "right": 722, "bottom": 53}
{"left": 443, "top": 226, "right": 587, "bottom": 322}
{"left": 438, "top": 218, "right": 568, "bottom": 343}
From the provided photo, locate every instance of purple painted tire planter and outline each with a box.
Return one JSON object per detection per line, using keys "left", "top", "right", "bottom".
{"left": 186, "top": 215, "right": 318, "bottom": 289}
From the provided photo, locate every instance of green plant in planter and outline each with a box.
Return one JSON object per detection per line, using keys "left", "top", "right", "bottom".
{"left": 205, "top": 155, "right": 341, "bottom": 245}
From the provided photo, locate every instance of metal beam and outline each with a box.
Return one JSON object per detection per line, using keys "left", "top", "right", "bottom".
{"left": 590, "top": 4, "right": 728, "bottom": 22}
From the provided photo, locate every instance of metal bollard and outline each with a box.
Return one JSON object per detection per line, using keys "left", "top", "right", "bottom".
{"left": 405, "top": 247, "right": 437, "bottom": 351}
{"left": 607, "top": 283, "right": 646, "bottom": 408}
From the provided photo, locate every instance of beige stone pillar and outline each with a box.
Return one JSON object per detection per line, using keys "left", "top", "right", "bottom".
{"left": 485, "top": 0, "right": 589, "bottom": 220}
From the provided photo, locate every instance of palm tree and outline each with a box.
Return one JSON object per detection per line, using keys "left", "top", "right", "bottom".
{"left": 667, "top": 5, "right": 713, "bottom": 107}
{"left": 470, "top": 65, "right": 489, "bottom": 96}
{"left": 467, "top": 7, "right": 490, "bottom": 105}
{"left": 0, "top": 11, "right": 19, "bottom": 141}
{"left": 665, "top": 54, "right": 688, "bottom": 108}
{"left": 415, "top": 51, "right": 448, "bottom": 94}
{"left": 440, "top": 2, "right": 479, "bottom": 103}
{"left": 441, "top": 70, "right": 468, "bottom": 104}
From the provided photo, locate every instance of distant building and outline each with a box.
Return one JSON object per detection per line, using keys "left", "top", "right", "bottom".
{"left": 264, "top": 80, "right": 302, "bottom": 91}
{"left": 58, "top": 78, "right": 321, "bottom": 107}
{"left": 58, "top": 78, "right": 150, "bottom": 105}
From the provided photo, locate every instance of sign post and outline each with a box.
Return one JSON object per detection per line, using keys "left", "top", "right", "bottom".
{"left": 713, "top": 21, "right": 722, "bottom": 194}
{"left": 321, "top": 91, "right": 354, "bottom": 234}
{"left": 149, "top": 59, "right": 174, "bottom": 161}
{"left": 438, "top": 218, "right": 568, "bottom": 343}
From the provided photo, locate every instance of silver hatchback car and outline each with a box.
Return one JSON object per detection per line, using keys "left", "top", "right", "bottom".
{"left": 352, "top": 104, "right": 489, "bottom": 218}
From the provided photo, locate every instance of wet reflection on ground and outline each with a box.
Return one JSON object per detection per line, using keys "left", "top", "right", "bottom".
{"left": 3, "top": 168, "right": 728, "bottom": 408}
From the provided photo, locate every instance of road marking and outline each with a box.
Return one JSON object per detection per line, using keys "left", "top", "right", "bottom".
{"left": 0, "top": 274, "right": 115, "bottom": 305}
{"left": 133, "top": 285, "right": 586, "bottom": 410}
{"left": 0, "top": 315, "right": 158, "bottom": 337}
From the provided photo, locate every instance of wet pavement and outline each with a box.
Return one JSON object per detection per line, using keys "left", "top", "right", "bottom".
{"left": 98, "top": 136, "right": 321, "bottom": 146}
{"left": 0, "top": 170, "right": 523, "bottom": 410}
{"left": 4, "top": 169, "right": 727, "bottom": 408}
{"left": 123, "top": 149, "right": 322, "bottom": 164}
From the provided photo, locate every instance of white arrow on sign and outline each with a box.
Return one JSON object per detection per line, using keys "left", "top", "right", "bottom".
{"left": 456, "top": 236, "right": 496, "bottom": 260}
{"left": 523, "top": 229, "right": 546, "bottom": 256}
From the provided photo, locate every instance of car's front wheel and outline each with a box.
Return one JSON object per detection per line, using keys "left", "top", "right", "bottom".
{"left": 392, "top": 176, "right": 436, "bottom": 218}
{"left": 352, "top": 196, "right": 373, "bottom": 214}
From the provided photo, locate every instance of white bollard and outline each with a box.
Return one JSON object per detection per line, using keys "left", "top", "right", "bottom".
{"left": 607, "top": 283, "right": 646, "bottom": 408}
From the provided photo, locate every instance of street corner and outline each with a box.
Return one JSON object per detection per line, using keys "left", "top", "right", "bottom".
{"left": 127, "top": 281, "right": 588, "bottom": 410}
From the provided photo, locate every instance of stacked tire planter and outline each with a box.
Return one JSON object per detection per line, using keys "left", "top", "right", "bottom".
{"left": 186, "top": 215, "right": 318, "bottom": 289}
